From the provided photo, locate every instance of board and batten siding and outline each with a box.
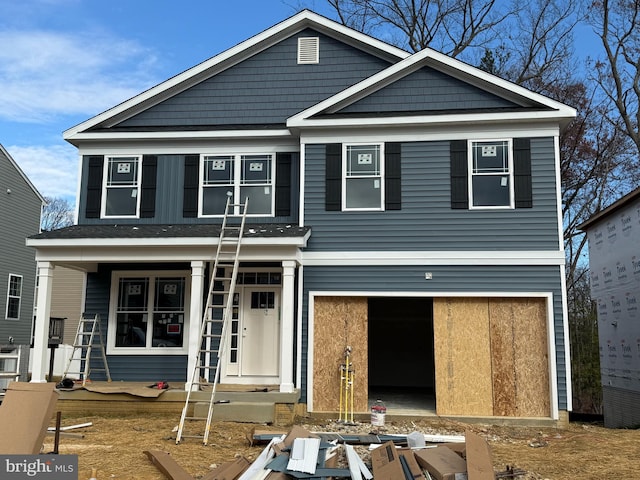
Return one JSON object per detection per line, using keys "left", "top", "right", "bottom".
{"left": 78, "top": 154, "right": 300, "bottom": 225}
{"left": 84, "top": 264, "right": 189, "bottom": 382}
{"left": 116, "top": 29, "right": 392, "bottom": 128}
{"left": 300, "top": 264, "right": 567, "bottom": 411}
{"left": 303, "top": 138, "right": 560, "bottom": 251}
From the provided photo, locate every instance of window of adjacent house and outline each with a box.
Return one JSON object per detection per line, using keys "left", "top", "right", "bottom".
{"left": 5, "top": 274, "right": 22, "bottom": 320}
{"left": 103, "top": 156, "right": 141, "bottom": 217}
{"left": 343, "top": 144, "right": 384, "bottom": 210}
{"left": 201, "top": 154, "right": 273, "bottom": 216}
{"left": 111, "top": 273, "right": 188, "bottom": 353}
{"left": 469, "top": 140, "right": 513, "bottom": 208}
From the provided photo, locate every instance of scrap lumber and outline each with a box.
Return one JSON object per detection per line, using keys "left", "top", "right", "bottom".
{"left": 345, "top": 444, "right": 373, "bottom": 480}
{"left": 201, "top": 457, "right": 251, "bottom": 480}
{"left": 144, "top": 450, "right": 194, "bottom": 480}
{"left": 238, "top": 436, "right": 282, "bottom": 480}
{"left": 0, "top": 382, "right": 59, "bottom": 454}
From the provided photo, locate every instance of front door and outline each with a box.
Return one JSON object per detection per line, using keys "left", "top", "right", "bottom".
{"left": 222, "top": 287, "right": 280, "bottom": 381}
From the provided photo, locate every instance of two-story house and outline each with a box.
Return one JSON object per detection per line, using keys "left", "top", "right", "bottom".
{"left": 27, "top": 10, "right": 575, "bottom": 423}
{"left": 1, "top": 144, "right": 44, "bottom": 386}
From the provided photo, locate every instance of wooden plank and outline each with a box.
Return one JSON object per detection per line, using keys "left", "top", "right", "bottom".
{"left": 312, "top": 296, "right": 368, "bottom": 412}
{"left": 489, "top": 299, "right": 517, "bottom": 416}
{"left": 143, "top": 450, "right": 194, "bottom": 480}
{"left": 434, "top": 298, "right": 493, "bottom": 416}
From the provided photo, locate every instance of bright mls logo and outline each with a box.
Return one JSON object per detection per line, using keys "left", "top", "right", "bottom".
{"left": 1, "top": 455, "right": 77, "bottom": 479}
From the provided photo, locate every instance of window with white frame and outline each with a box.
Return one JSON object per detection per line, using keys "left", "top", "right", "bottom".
{"left": 5, "top": 274, "right": 22, "bottom": 320}
{"left": 110, "top": 272, "right": 188, "bottom": 353}
{"left": 469, "top": 140, "right": 513, "bottom": 208}
{"left": 103, "top": 156, "right": 141, "bottom": 217}
{"left": 343, "top": 144, "right": 383, "bottom": 210}
{"left": 201, "top": 154, "right": 273, "bottom": 216}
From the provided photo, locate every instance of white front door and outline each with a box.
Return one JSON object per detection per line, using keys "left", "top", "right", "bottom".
{"left": 222, "top": 286, "right": 280, "bottom": 381}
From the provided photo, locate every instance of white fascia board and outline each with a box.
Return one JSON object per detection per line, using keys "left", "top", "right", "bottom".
{"left": 288, "top": 47, "right": 576, "bottom": 127}
{"left": 64, "top": 10, "right": 408, "bottom": 139}
{"left": 301, "top": 250, "right": 565, "bottom": 266}
{"left": 66, "top": 129, "right": 294, "bottom": 144}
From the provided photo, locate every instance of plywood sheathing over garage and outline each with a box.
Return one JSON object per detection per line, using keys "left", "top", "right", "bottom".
{"left": 434, "top": 297, "right": 550, "bottom": 418}
{"left": 434, "top": 298, "right": 494, "bottom": 416}
{"left": 313, "top": 296, "right": 368, "bottom": 412}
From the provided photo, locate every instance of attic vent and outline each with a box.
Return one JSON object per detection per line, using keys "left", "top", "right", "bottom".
{"left": 298, "top": 37, "right": 319, "bottom": 64}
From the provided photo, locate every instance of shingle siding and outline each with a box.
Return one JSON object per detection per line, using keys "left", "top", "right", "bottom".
{"left": 304, "top": 137, "right": 560, "bottom": 251}
{"left": 116, "top": 29, "right": 392, "bottom": 128}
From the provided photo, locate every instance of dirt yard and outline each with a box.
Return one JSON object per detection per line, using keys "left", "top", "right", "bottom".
{"left": 43, "top": 414, "right": 639, "bottom": 480}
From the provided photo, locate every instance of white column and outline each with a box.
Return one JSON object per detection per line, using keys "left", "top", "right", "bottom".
{"left": 187, "top": 260, "right": 205, "bottom": 391}
{"left": 31, "top": 261, "right": 54, "bottom": 383}
{"left": 279, "top": 261, "right": 296, "bottom": 393}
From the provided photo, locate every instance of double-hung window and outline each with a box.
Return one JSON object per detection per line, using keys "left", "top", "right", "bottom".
{"left": 201, "top": 154, "right": 273, "bottom": 216}
{"left": 469, "top": 140, "right": 513, "bottom": 208}
{"left": 5, "top": 274, "right": 22, "bottom": 320}
{"left": 110, "top": 272, "right": 188, "bottom": 353}
{"left": 103, "top": 156, "right": 141, "bottom": 217}
{"left": 343, "top": 144, "right": 384, "bottom": 210}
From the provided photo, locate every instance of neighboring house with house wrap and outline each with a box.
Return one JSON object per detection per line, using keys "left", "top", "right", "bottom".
{"left": 27, "top": 10, "right": 576, "bottom": 423}
{"left": 0, "top": 144, "right": 44, "bottom": 385}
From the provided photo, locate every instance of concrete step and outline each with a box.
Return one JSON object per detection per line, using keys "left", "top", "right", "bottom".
{"left": 194, "top": 401, "right": 274, "bottom": 423}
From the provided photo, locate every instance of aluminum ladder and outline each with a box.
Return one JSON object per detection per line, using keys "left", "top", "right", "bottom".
{"left": 176, "top": 197, "right": 248, "bottom": 444}
{"left": 62, "top": 313, "right": 111, "bottom": 386}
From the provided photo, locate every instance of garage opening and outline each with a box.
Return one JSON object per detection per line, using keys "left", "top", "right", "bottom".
{"left": 368, "top": 297, "right": 435, "bottom": 412}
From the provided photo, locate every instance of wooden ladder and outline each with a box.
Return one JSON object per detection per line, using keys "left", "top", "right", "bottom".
{"left": 176, "top": 197, "right": 248, "bottom": 444}
{"left": 62, "top": 313, "right": 111, "bottom": 386}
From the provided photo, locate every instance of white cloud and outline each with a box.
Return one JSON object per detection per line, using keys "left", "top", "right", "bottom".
{"left": 0, "top": 29, "right": 159, "bottom": 122}
{"left": 8, "top": 144, "right": 79, "bottom": 201}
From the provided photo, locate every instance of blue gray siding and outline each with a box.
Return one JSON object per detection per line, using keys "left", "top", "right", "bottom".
{"left": 84, "top": 263, "right": 189, "bottom": 382}
{"left": 339, "top": 65, "right": 517, "bottom": 114}
{"left": 116, "top": 29, "right": 392, "bottom": 128}
{"left": 304, "top": 138, "right": 560, "bottom": 251}
{"left": 300, "top": 264, "right": 567, "bottom": 409}
{"left": 78, "top": 153, "right": 300, "bottom": 225}
{"left": 0, "top": 149, "right": 41, "bottom": 345}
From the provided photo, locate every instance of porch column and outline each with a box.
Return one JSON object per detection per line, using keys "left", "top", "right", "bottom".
{"left": 187, "top": 260, "right": 205, "bottom": 391}
{"left": 31, "top": 261, "right": 54, "bottom": 383}
{"left": 280, "top": 261, "right": 296, "bottom": 393}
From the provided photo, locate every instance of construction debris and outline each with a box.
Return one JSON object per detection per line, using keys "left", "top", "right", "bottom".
{"left": 146, "top": 425, "right": 500, "bottom": 480}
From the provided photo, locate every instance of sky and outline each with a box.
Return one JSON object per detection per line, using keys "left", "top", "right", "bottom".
{"left": 0, "top": 0, "right": 334, "bottom": 203}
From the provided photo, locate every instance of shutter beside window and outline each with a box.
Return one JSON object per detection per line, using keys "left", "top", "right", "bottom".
{"left": 275, "top": 152, "right": 292, "bottom": 217}
{"left": 514, "top": 138, "right": 533, "bottom": 208}
{"left": 85, "top": 155, "right": 104, "bottom": 218}
{"left": 140, "top": 155, "right": 158, "bottom": 218}
{"left": 385, "top": 142, "right": 401, "bottom": 210}
{"left": 450, "top": 140, "right": 468, "bottom": 209}
{"left": 325, "top": 144, "right": 342, "bottom": 211}
{"left": 183, "top": 155, "right": 199, "bottom": 218}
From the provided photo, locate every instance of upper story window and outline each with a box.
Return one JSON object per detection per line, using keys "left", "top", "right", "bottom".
{"left": 200, "top": 154, "right": 274, "bottom": 216}
{"left": 469, "top": 140, "right": 513, "bottom": 208}
{"left": 343, "top": 144, "right": 384, "bottom": 210}
{"left": 5, "top": 274, "right": 22, "bottom": 320}
{"left": 103, "top": 156, "right": 141, "bottom": 217}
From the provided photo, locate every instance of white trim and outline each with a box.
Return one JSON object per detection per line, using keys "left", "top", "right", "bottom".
{"left": 306, "top": 290, "right": 559, "bottom": 419}
{"left": 468, "top": 138, "right": 514, "bottom": 210}
{"left": 5, "top": 273, "right": 23, "bottom": 321}
{"left": 301, "top": 250, "right": 565, "bottom": 266}
{"left": 67, "top": 129, "right": 294, "bottom": 144}
{"left": 63, "top": 10, "right": 408, "bottom": 139}
{"left": 100, "top": 154, "right": 142, "bottom": 219}
{"left": 299, "top": 143, "right": 306, "bottom": 226}
{"left": 559, "top": 264, "right": 572, "bottom": 413}
{"left": 295, "top": 264, "right": 304, "bottom": 390}
{"left": 342, "top": 142, "right": 384, "bottom": 211}
{"left": 27, "top": 235, "right": 310, "bottom": 248}
{"left": 106, "top": 270, "right": 191, "bottom": 356}
{"left": 553, "top": 135, "right": 565, "bottom": 251}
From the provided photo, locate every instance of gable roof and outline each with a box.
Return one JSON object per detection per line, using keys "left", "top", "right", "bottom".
{"left": 0, "top": 143, "right": 45, "bottom": 203}
{"left": 578, "top": 187, "right": 640, "bottom": 231}
{"left": 287, "top": 47, "right": 576, "bottom": 129}
{"left": 63, "top": 10, "right": 409, "bottom": 143}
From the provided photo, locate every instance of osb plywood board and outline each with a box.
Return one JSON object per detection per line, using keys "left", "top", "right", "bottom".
{"left": 434, "top": 298, "right": 493, "bottom": 416}
{"left": 489, "top": 298, "right": 550, "bottom": 417}
{"left": 312, "top": 296, "right": 368, "bottom": 412}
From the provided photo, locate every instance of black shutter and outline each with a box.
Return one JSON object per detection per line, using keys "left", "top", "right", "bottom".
{"left": 325, "top": 144, "right": 342, "bottom": 211}
{"left": 85, "top": 156, "right": 104, "bottom": 218}
{"left": 514, "top": 138, "right": 532, "bottom": 208}
{"left": 183, "top": 155, "right": 199, "bottom": 218}
{"left": 140, "top": 155, "right": 157, "bottom": 218}
{"left": 275, "top": 152, "right": 292, "bottom": 217}
{"left": 385, "top": 142, "right": 401, "bottom": 210}
{"left": 450, "top": 140, "right": 468, "bottom": 209}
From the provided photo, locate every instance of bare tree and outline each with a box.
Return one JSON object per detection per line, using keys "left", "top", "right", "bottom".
{"left": 41, "top": 196, "right": 74, "bottom": 231}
